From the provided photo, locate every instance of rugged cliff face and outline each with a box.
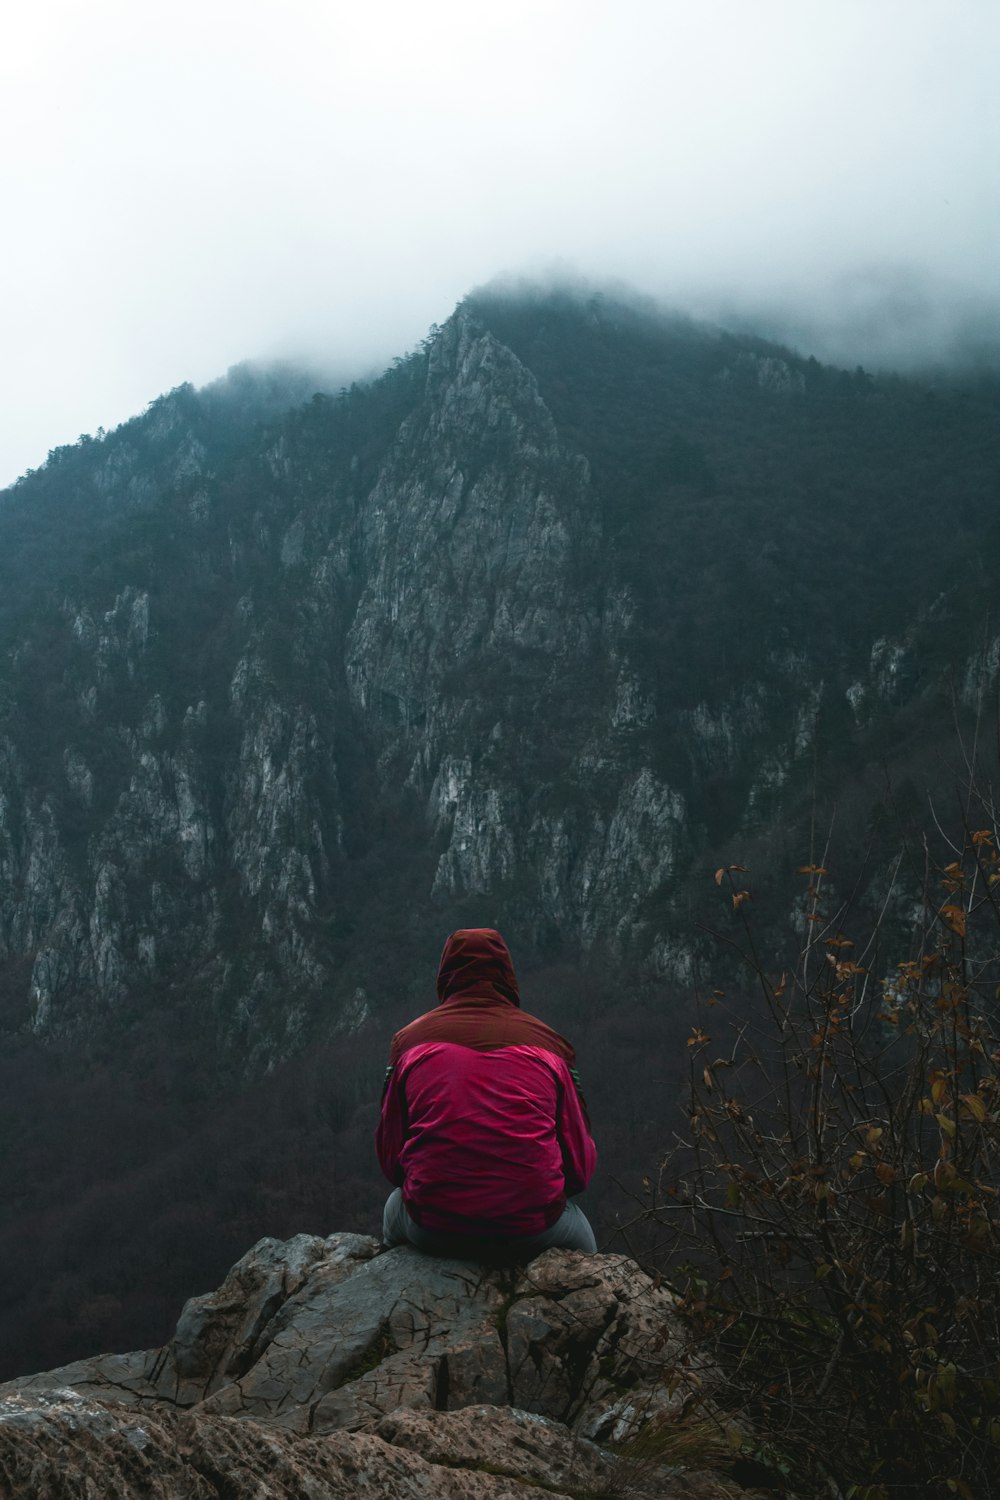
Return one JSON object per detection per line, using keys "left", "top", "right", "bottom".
{"left": 4, "top": 296, "right": 997, "bottom": 1066}
{"left": 0, "top": 308, "right": 700, "bottom": 1062}
{"left": 2, "top": 285, "right": 999, "bottom": 1379}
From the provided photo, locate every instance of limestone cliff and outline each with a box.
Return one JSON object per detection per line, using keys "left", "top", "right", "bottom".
{"left": 4, "top": 289, "right": 1000, "bottom": 1392}
{"left": 4, "top": 294, "right": 996, "bottom": 1072}
{"left": 2, "top": 313, "right": 689, "bottom": 1061}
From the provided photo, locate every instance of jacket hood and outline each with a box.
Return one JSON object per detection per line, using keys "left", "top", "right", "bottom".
{"left": 436, "top": 928, "right": 521, "bottom": 1007}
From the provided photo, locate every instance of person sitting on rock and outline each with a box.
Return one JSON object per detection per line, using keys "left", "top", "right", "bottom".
{"left": 377, "top": 927, "right": 597, "bottom": 1259}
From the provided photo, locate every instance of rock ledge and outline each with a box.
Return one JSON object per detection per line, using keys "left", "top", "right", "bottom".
{"left": 0, "top": 1233, "right": 745, "bottom": 1498}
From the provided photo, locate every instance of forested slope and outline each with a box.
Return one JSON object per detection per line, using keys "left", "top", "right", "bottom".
{"left": 1, "top": 285, "right": 998, "bottom": 1379}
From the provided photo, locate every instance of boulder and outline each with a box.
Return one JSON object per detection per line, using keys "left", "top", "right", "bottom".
{"left": 0, "top": 1234, "right": 746, "bottom": 1499}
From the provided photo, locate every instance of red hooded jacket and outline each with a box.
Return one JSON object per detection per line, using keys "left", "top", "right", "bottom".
{"left": 376, "top": 929, "right": 597, "bottom": 1236}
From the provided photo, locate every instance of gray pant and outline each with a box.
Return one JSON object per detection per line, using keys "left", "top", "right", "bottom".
{"left": 382, "top": 1187, "right": 597, "bottom": 1261}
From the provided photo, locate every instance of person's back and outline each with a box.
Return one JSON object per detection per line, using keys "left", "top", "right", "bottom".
{"left": 377, "top": 927, "right": 597, "bottom": 1257}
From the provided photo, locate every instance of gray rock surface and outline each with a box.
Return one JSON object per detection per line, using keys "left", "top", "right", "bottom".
{"left": 0, "top": 1234, "right": 745, "bottom": 1499}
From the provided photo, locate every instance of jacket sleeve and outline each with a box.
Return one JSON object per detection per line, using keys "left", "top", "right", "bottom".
{"left": 556, "top": 1062, "right": 597, "bottom": 1196}
{"left": 375, "top": 1061, "right": 408, "bottom": 1186}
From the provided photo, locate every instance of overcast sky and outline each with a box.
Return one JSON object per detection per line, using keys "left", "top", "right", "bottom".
{"left": 2, "top": 0, "right": 998, "bottom": 487}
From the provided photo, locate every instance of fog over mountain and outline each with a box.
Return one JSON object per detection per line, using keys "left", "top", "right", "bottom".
{"left": 465, "top": 266, "right": 1000, "bottom": 381}
{"left": 691, "top": 266, "right": 1000, "bottom": 376}
{"left": 3, "top": 0, "right": 997, "bottom": 486}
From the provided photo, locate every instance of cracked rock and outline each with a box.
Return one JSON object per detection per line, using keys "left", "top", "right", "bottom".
{"left": 0, "top": 1234, "right": 742, "bottom": 1499}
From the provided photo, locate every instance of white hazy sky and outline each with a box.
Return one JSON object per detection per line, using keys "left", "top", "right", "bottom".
{"left": 2, "top": 0, "right": 998, "bottom": 487}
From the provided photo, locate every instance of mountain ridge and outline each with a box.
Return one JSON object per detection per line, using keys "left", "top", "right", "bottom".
{"left": 1, "top": 282, "right": 998, "bottom": 1380}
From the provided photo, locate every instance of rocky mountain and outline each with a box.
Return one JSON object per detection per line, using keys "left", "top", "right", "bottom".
{"left": 0, "top": 1235, "right": 753, "bottom": 1498}
{"left": 1, "top": 283, "right": 999, "bottom": 1379}
{"left": 2, "top": 311, "right": 685, "bottom": 1063}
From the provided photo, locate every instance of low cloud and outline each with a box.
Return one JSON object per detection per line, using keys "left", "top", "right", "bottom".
{"left": 2, "top": 0, "right": 997, "bottom": 486}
